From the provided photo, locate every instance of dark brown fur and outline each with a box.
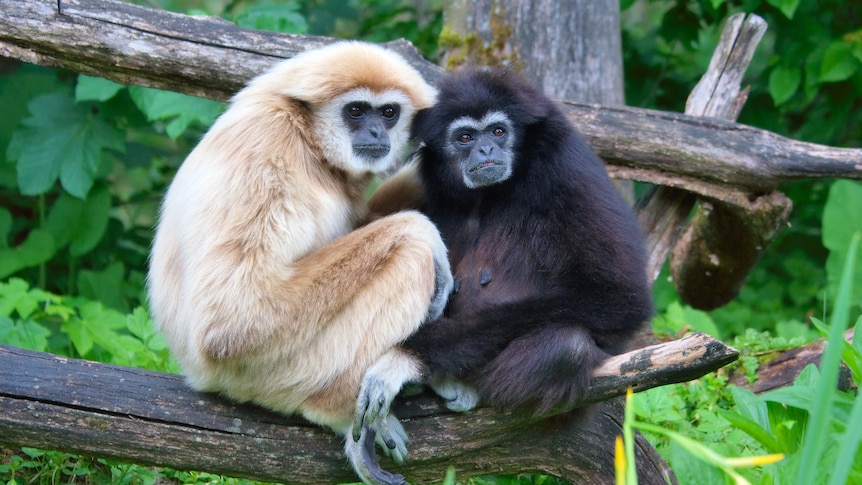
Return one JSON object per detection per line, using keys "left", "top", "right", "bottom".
{"left": 401, "top": 69, "right": 654, "bottom": 415}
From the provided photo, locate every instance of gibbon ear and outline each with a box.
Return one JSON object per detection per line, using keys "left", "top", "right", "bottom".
{"left": 512, "top": 85, "right": 553, "bottom": 126}
{"left": 409, "top": 107, "right": 435, "bottom": 140}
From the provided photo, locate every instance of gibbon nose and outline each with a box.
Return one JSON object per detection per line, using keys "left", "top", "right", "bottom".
{"left": 478, "top": 144, "right": 494, "bottom": 156}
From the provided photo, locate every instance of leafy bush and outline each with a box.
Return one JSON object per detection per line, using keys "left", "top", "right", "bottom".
{"left": 626, "top": 232, "right": 861, "bottom": 485}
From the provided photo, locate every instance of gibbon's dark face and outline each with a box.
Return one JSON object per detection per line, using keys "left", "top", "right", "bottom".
{"left": 343, "top": 101, "right": 402, "bottom": 160}
{"left": 444, "top": 111, "right": 515, "bottom": 189}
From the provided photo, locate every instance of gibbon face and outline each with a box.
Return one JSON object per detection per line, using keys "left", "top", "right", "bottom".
{"left": 444, "top": 111, "right": 516, "bottom": 188}
{"left": 317, "top": 87, "right": 416, "bottom": 175}
{"left": 246, "top": 41, "right": 436, "bottom": 177}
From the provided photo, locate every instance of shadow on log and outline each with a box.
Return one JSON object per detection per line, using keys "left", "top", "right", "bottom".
{"left": 0, "top": 333, "right": 737, "bottom": 484}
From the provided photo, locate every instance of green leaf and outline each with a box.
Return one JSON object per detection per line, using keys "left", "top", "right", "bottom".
{"left": 69, "top": 183, "right": 111, "bottom": 256}
{"left": 768, "top": 64, "right": 801, "bottom": 105}
{"left": 125, "top": 306, "right": 155, "bottom": 342}
{"left": 0, "top": 208, "right": 11, "bottom": 249}
{"left": 828, "top": 378, "right": 862, "bottom": 485}
{"left": 811, "top": 317, "right": 862, "bottom": 386}
{"left": 822, "top": 181, "right": 862, "bottom": 307}
{"left": 0, "top": 316, "right": 51, "bottom": 351}
{"left": 128, "top": 87, "right": 222, "bottom": 139}
{"left": 41, "top": 183, "right": 111, "bottom": 256}
{"left": 233, "top": 2, "right": 309, "bottom": 34}
{"left": 820, "top": 41, "right": 860, "bottom": 83}
{"left": 75, "top": 75, "right": 124, "bottom": 102}
{"left": 729, "top": 386, "right": 769, "bottom": 427}
{"left": 60, "top": 316, "right": 94, "bottom": 356}
{"left": 719, "top": 409, "right": 785, "bottom": 454}
{"left": 6, "top": 93, "right": 125, "bottom": 198}
{"left": 854, "top": 316, "right": 862, "bottom": 360}
{"left": 77, "top": 300, "right": 126, "bottom": 331}
{"left": 44, "top": 191, "right": 85, "bottom": 249}
{"left": 633, "top": 387, "right": 686, "bottom": 422}
{"left": 60, "top": 300, "right": 126, "bottom": 358}
{"left": 78, "top": 261, "right": 127, "bottom": 312}
{"left": 0, "top": 229, "right": 56, "bottom": 279}
{"left": 0, "top": 278, "right": 49, "bottom": 319}
{"left": 620, "top": 0, "right": 636, "bottom": 10}
{"left": 765, "top": 0, "right": 801, "bottom": 19}
{"left": 0, "top": 65, "right": 68, "bottom": 159}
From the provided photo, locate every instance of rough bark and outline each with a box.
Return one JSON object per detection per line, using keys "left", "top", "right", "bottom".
{"left": 440, "top": 0, "right": 624, "bottom": 105}
{"left": 729, "top": 329, "right": 856, "bottom": 394}
{"left": 665, "top": 14, "right": 793, "bottom": 310}
{"left": 633, "top": 13, "right": 791, "bottom": 313}
{"left": 0, "top": 334, "right": 735, "bottom": 484}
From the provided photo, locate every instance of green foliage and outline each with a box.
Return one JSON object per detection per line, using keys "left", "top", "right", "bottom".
{"left": 633, "top": 234, "right": 862, "bottom": 485}
{"left": 0, "top": 447, "right": 271, "bottom": 485}
{"left": 622, "top": 0, "right": 862, "bottom": 147}
{"left": 823, "top": 180, "right": 862, "bottom": 308}
{"left": 233, "top": 1, "right": 309, "bottom": 33}
{"left": 0, "top": 63, "right": 215, "bottom": 308}
{"left": 7, "top": 93, "right": 124, "bottom": 198}
{"left": 127, "top": 85, "right": 224, "bottom": 139}
{"left": 0, "top": 277, "right": 176, "bottom": 371}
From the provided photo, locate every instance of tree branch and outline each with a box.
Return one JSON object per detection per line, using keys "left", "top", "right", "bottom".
{"left": 2, "top": 0, "right": 859, "bottom": 197}
{"left": 0, "top": 334, "right": 733, "bottom": 484}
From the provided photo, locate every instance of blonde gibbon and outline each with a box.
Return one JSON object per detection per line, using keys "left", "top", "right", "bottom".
{"left": 147, "top": 41, "right": 452, "bottom": 485}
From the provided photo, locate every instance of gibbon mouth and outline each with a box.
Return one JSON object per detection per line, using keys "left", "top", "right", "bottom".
{"left": 354, "top": 144, "right": 390, "bottom": 159}
{"left": 468, "top": 160, "right": 503, "bottom": 173}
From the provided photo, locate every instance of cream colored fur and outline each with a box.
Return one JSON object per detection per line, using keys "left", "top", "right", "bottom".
{"left": 148, "top": 42, "right": 448, "bottom": 481}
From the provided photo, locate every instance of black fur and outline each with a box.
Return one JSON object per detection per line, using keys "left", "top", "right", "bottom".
{"left": 402, "top": 69, "right": 653, "bottom": 416}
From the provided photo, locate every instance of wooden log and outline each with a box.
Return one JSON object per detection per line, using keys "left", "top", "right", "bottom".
{"left": 729, "top": 329, "right": 856, "bottom": 394}
{"left": 663, "top": 14, "right": 794, "bottom": 310}
{"left": 0, "top": 333, "right": 736, "bottom": 484}
{"left": 635, "top": 12, "right": 767, "bottom": 282}
{"left": 1, "top": 0, "right": 859, "bottom": 198}
{"left": 633, "top": 13, "right": 792, "bottom": 313}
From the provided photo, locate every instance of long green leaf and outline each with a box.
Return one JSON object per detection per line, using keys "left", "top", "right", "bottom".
{"left": 828, "top": 386, "right": 862, "bottom": 485}
{"left": 797, "top": 231, "right": 859, "bottom": 485}
{"left": 718, "top": 410, "right": 784, "bottom": 454}
{"left": 811, "top": 316, "right": 862, "bottom": 386}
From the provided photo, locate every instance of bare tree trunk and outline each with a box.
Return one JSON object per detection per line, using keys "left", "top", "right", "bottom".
{"left": 441, "top": 0, "right": 623, "bottom": 105}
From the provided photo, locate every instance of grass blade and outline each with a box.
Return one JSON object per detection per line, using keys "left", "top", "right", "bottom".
{"left": 827, "top": 388, "right": 862, "bottom": 485}
{"left": 796, "top": 231, "right": 860, "bottom": 485}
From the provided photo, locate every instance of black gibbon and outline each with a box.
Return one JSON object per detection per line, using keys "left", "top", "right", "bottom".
{"left": 371, "top": 68, "right": 653, "bottom": 416}
{"left": 147, "top": 42, "right": 453, "bottom": 485}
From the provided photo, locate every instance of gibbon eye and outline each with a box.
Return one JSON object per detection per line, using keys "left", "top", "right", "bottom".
{"left": 347, "top": 104, "right": 364, "bottom": 119}
{"left": 381, "top": 105, "right": 399, "bottom": 121}
{"left": 458, "top": 133, "right": 473, "bottom": 143}
{"left": 492, "top": 127, "right": 505, "bottom": 137}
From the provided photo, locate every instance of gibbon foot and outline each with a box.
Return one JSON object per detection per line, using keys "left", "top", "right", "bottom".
{"left": 346, "top": 426, "right": 408, "bottom": 485}
{"left": 353, "top": 349, "right": 420, "bottom": 461}
{"left": 353, "top": 374, "right": 408, "bottom": 461}
{"left": 430, "top": 374, "right": 481, "bottom": 412}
